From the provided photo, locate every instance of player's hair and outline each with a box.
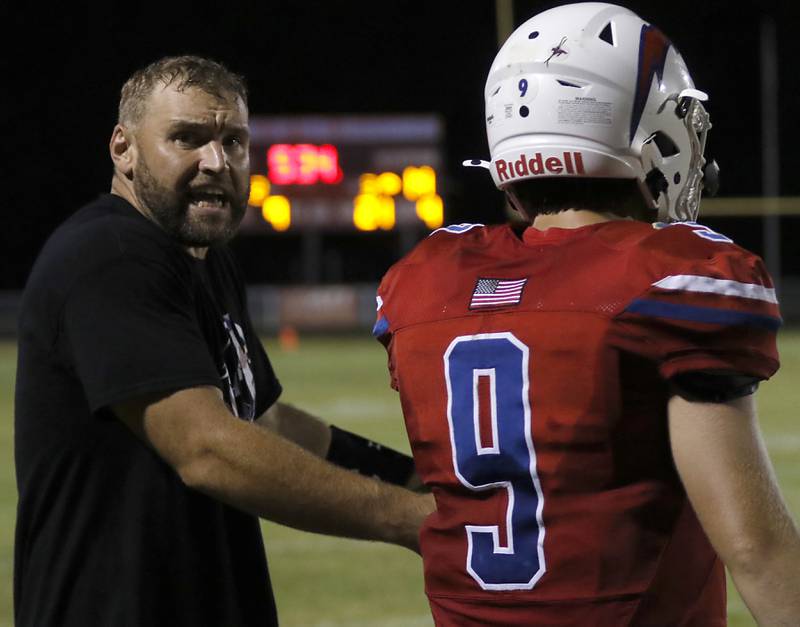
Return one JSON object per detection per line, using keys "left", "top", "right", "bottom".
{"left": 118, "top": 55, "right": 248, "bottom": 128}
{"left": 507, "top": 178, "right": 650, "bottom": 221}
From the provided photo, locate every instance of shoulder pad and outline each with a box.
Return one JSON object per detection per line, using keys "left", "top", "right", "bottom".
{"left": 651, "top": 221, "right": 734, "bottom": 244}
{"left": 635, "top": 221, "right": 742, "bottom": 264}
{"left": 428, "top": 223, "right": 485, "bottom": 236}
{"left": 387, "top": 223, "right": 495, "bottom": 271}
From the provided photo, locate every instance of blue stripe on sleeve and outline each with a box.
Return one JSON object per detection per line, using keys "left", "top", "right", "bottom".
{"left": 625, "top": 299, "right": 782, "bottom": 331}
{"left": 372, "top": 315, "right": 390, "bottom": 337}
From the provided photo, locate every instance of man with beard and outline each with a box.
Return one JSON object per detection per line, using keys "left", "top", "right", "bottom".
{"left": 14, "top": 56, "right": 433, "bottom": 627}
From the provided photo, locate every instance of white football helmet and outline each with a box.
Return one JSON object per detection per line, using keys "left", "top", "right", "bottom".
{"left": 464, "top": 2, "right": 717, "bottom": 222}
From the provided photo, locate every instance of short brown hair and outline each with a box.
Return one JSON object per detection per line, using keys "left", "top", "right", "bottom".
{"left": 118, "top": 55, "right": 248, "bottom": 127}
{"left": 506, "top": 178, "right": 651, "bottom": 222}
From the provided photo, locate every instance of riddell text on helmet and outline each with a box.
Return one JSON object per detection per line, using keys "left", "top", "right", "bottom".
{"left": 495, "top": 151, "right": 585, "bottom": 181}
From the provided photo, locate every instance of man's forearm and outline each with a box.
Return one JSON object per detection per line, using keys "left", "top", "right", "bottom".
{"left": 730, "top": 535, "right": 800, "bottom": 626}
{"left": 668, "top": 393, "right": 800, "bottom": 623}
{"left": 116, "top": 388, "right": 432, "bottom": 551}
{"left": 187, "top": 412, "right": 431, "bottom": 551}
{"left": 258, "top": 401, "right": 423, "bottom": 490}
{"left": 257, "top": 401, "right": 332, "bottom": 457}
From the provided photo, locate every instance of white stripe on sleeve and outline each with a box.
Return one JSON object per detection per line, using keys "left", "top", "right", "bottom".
{"left": 652, "top": 275, "right": 778, "bottom": 304}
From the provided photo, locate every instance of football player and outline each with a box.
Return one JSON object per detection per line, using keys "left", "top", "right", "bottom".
{"left": 374, "top": 3, "right": 800, "bottom": 625}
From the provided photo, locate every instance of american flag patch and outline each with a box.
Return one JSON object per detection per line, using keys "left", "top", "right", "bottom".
{"left": 469, "top": 278, "right": 528, "bottom": 309}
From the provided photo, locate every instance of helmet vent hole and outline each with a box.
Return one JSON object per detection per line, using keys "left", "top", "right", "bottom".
{"left": 557, "top": 80, "right": 582, "bottom": 88}
{"left": 645, "top": 168, "right": 669, "bottom": 198}
{"left": 598, "top": 22, "right": 615, "bottom": 46}
{"left": 528, "top": 31, "right": 539, "bottom": 39}
{"left": 492, "top": 86, "right": 501, "bottom": 96}
{"left": 519, "top": 106, "right": 530, "bottom": 117}
{"left": 674, "top": 172, "right": 681, "bottom": 184}
{"left": 646, "top": 131, "right": 680, "bottom": 157}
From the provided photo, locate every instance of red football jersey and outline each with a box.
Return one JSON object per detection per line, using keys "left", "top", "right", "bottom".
{"left": 375, "top": 221, "right": 780, "bottom": 626}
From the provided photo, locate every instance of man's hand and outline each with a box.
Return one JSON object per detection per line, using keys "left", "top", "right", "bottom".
{"left": 404, "top": 472, "right": 427, "bottom": 493}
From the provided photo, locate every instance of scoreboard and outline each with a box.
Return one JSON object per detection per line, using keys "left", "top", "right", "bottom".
{"left": 240, "top": 114, "right": 445, "bottom": 234}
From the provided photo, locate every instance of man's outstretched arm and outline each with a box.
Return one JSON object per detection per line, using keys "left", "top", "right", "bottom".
{"left": 114, "top": 387, "right": 433, "bottom": 551}
{"left": 668, "top": 391, "right": 800, "bottom": 625}
{"left": 258, "top": 401, "right": 423, "bottom": 490}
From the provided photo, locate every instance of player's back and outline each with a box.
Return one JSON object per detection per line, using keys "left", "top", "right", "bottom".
{"left": 376, "top": 221, "right": 779, "bottom": 626}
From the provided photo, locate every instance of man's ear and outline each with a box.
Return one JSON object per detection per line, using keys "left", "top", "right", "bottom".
{"left": 110, "top": 124, "right": 136, "bottom": 178}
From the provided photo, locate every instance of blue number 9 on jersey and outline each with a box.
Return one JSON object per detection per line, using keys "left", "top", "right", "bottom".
{"left": 444, "top": 333, "right": 546, "bottom": 590}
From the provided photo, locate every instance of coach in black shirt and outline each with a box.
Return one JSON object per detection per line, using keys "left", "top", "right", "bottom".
{"left": 14, "top": 56, "right": 432, "bottom": 627}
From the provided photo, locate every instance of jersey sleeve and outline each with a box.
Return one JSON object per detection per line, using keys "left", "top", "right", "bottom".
{"left": 61, "top": 255, "right": 222, "bottom": 412}
{"left": 612, "top": 236, "right": 781, "bottom": 381}
{"left": 373, "top": 276, "right": 400, "bottom": 391}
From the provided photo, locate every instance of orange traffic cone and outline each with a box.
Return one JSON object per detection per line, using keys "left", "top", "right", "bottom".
{"left": 278, "top": 325, "right": 299, "bottom": 351}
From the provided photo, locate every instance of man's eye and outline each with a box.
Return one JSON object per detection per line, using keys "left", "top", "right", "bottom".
{"left": 174, "top": 133, "right": 199, "bottom": 146}
{"left": 225, "top": 135, "right": 243, "bottom": 147}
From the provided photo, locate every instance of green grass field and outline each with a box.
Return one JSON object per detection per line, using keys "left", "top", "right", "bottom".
{"left": 2, "top": 332, "right": 799, "bottom": 626}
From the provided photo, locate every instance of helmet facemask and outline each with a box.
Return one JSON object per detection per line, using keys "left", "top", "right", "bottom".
{"left": 672, "top": 97, "right": 713, "bottom": 222}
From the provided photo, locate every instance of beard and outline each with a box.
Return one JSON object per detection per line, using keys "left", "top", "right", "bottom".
{"left": 133, "top": 157, "right": 248, "bottom": 247}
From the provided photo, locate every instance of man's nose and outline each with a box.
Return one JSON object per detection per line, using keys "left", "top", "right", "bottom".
{"left": 199, "top": 141, "right": 226, "bottom": 174}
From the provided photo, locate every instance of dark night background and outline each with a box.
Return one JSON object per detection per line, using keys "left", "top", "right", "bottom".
{"left": 4, "top": 0, "right": 799, "bottom": 289}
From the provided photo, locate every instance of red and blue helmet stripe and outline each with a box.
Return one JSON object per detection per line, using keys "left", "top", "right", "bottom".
{"left": 630, "top": 24, "right": 672, "bottom": 145}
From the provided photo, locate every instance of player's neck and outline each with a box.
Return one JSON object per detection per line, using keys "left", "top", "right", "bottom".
{"left": 531, "top": 209, "right": 629, "bottom": 230}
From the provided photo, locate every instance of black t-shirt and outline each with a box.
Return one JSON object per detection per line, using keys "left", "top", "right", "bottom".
{"left": 14, "top": 194, "right": 282, "bottom": 627}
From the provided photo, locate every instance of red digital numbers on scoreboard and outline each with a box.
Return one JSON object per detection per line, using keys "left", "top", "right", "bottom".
{"left": 267, "top": 144, "right": 343, "bottom": 185}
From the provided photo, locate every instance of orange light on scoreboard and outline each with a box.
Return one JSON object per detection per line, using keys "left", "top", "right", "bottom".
{"left": 247, "top": 174, "right": 271, "bottom": 207}
{"left": 416, "top": 193, "right": 444, "bottom": 229}
{"left": 267, "top": 144, "right": 343, "bottom": 185}
{"left": 353, "top": 194, "right": 396, "bottom": 231}
{"left": 402, "top": 165, "right": 436, "bottom": 201}
{"left": 261, "top": 195, "right": 291, "bottom": 231}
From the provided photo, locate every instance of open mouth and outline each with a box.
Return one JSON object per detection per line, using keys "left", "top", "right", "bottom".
{"left": 187, "top": 190, "right": 230, "bottom": 211}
